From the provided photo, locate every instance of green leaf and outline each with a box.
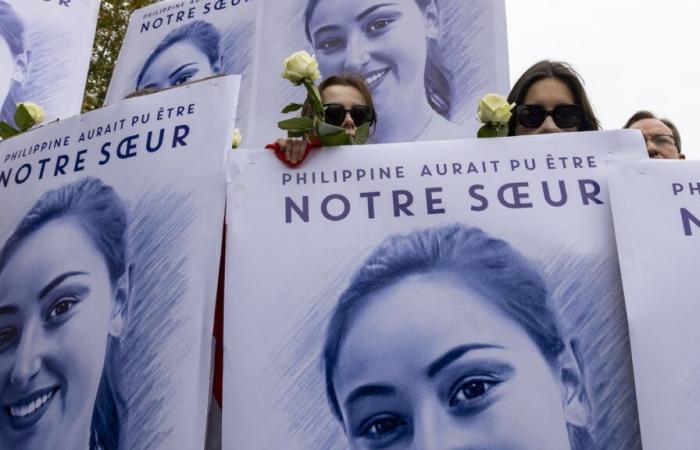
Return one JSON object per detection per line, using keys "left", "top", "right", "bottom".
{"left": 14, "top": 104, "right": 35, "bottom": 132}
{"left": 477, "top": 124, "right": 498, "bottom": 138}
{"left": 278, "top": 117, "right": 314, "bottom": 131}
{"left": 351, "top": 122, "right": 371, "bottom": 145}
{"left": 317, "top": 120, "right": 346, "bottom": 137}
{"left": 287, "top": 130, "right": 307, "bottom": 138}
{"left": 496, "top": 125, "right": 508, "bottom": 137}
{"left": 281, "top": 103, "right": 304, "bottom": 114}
{"left": 318, "top": 131, "right": 351, "bottom": 147}
{"left": 0, "top": 121, "right": 19, "bottom": 139}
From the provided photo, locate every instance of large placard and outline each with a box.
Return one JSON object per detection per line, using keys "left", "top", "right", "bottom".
{"left": 105, "top": 0, "right": 259, "bottom": 147}
{"left": 107, "top": 0, "right": 509, "bottom": 148}
{"left": 0, "top": 76, "right": 239, "bottom": 450}
{"left": 0, "top": 0, "right": 100, "bottom": 124}
{"left": 224, "top": 131, "right": 646, "bottom": 449}
{"left": 609, "top": 160, "right": 700, "bottom": 450}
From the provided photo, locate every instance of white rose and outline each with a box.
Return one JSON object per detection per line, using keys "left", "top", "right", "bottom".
{"left": 282, "top": 51, "right": 321, "bottom": 84}
{"left": 477, "top": 94, "right": 513, "bottom": 125}
{"left": 231, "top": 128, "right": 241, "bottom": 149}
{"left": 19, "top": 102, "right": 45, "bottom": 125}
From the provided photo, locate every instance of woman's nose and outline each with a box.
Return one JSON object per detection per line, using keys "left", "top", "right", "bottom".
{"left": 344, "top": 32, "right": 371, "bottom": 72}
{"left": 413, "top": 402, "right": 478, "bottom": 450}
{"left": 341, "top": 111, "right": 356, "bottom": 130}
{"left": 10, "top": 326, "right": 43, "bottom": 387}
{"left": 536, "top": 115, "right": 562, "bottom": 135}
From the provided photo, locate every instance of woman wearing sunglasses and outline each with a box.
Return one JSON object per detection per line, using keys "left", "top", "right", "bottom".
{"left": 271, "top": 73, "right": 376, "bottom": 167}
{"left": 507, "top": 60, "right": 600, "bottom": 136}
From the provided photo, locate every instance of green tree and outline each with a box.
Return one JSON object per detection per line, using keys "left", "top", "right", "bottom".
{"left": 82, "top": 0, "right": 157, "bottom": 112}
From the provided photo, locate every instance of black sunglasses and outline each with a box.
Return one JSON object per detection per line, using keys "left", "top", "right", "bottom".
{"left": 323, "top": 104, "right": 375, "bottom": 127}
{"left": 515, "top": 104, "right": 583, "bottom": 129}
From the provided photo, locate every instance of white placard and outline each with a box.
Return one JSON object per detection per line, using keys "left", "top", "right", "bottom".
{"left": 224, "top": 130, "right": 647, "bottom": 449}
{"left": 0, "top": 76, "right": 240, "bottom": 450}
{"left": 609, "top": 160, "right": 700, "bottom": 450}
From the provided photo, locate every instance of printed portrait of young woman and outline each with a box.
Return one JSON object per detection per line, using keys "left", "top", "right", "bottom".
{"left": 303, "top": 0, "right": 472, "bottom": 143}
{"left": 321, "top": 224, "right": 598, "bottom": 449}
{"left": 134, "top": 20, "right": 223, "bottom": 94}
{"left": 0, "top": 177, "right": 127, "bottom": 450}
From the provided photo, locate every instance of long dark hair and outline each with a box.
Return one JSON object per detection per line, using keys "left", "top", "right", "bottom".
{"left": 304, "top": 0, "right": 452, "bottom": 118}
{"left": 323, "top": 224, "right": 596, "bottom": 449}
{"left": 507, "top": 60, "right": 600, "bottom": 136}
{"left": 136, "top": 20, "right": 222, "bottom": 90}
{"left": 0, "top": 0, "right": 25, "bottom": 122}
{"left": 0, "top": 177, "right": 127, "bottom": 450}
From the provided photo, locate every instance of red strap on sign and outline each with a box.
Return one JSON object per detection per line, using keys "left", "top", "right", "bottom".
{"left": 265, "top": 139, "right": 322, "bottom": 168}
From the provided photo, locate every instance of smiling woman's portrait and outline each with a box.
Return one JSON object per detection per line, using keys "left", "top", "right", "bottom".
{"left": 0, "top": 177, "right": 127, "bottom": 450}
{"left": 304, "top": 0, "right": 469, "bottom": 143}
{"left": 135, "top": 20, "right": 222, "bottom": 93}
{"left": 0, "top": 0, "right": 28, "bottom": 124}
{"left": 323, "top": 224, "right": 597, "bottom": 449}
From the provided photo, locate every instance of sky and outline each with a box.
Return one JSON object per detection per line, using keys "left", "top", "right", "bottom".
{"left": 506, "top": 0, "right": 700, "bottom": 158}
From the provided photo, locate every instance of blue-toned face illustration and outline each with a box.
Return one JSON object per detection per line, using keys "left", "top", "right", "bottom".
{"left": 307, "top": 0, "right": 435, "bottom": 117}
{"left": 137, "top": 40, "right": 218, "bottom": 91}
{"left": 0, "top": 218, "right": 120, "bottom": 450}
{"left": 333, "top": 273, "right": 576, "bottom": 449}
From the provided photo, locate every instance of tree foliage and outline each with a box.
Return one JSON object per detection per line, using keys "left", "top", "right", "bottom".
{"left": 82, "top": 0, "right": 157, "bottom": 112}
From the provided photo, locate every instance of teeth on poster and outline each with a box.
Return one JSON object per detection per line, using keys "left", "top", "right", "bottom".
{"left": 223, "top": 130, "right": 647, "bottom": 449}
{"left": 0, "top": 75, "right": 240, "bottom": 450}
{"left": 609, "top": 160, "right": 700, "bottom": 450}
{"left": 106, "top": 0, "right": 509, "bottom": 147}
{"left": 0, "top": 0, "right": 100, "bottom": 125}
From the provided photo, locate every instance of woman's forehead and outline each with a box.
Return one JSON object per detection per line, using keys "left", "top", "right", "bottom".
{"left": 0, "top": 219, "right": 106, "bottom": 287}
{"left": 321, "top": 85, "right": 366, "bottom": 107}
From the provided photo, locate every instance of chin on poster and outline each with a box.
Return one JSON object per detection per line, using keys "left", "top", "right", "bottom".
{"left": 609, "top": 160, "right": 700, "bottom": 450}
{"left": 107, "top": 0, "right": 509, "bottom": 148}
{"left": 0, "top": 0, "right": 100, "bottom": 125}
{"left": 105, "top": 0, "right": 259, "bottom": 149}
{"left": 224, "top": 130, "right": 647, "bottom": 450}
{"left": 0, "top": 76, "right": 240, "bottom": 450}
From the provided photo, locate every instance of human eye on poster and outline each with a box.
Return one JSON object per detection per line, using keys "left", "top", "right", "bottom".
{"left": 105, "top": 0, "right": 259, "bottom": 145}
{"left": 107, "top": 0, "right": 509, "bottom": 148}
{"left": 0, "top": 0, "right": 100, "bottom": 126}
{"left": 247, "top": 0, "right": 509, "bottom": 147}
{"left": 0, "top": 76, "right": 240, "bottom": 450}
{"left": 609, "top": 160, "right": 700, "bottom": 450}
{"left": 224, "top": 130, "right": 647, "bottom": 449}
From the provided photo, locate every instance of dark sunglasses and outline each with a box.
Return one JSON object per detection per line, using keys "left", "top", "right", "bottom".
{"left": 323, "top": 104, "right": 375, "bottom": 127}
{"left": 515, "top": 104, "right": 583, "bottom": 129}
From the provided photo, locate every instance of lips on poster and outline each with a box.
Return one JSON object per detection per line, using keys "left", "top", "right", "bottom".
{"left": 106, "top": 0, "right": 509, "bottom": 148}
{"left": 0, "top": 76, "right": 240, "bottom": 450}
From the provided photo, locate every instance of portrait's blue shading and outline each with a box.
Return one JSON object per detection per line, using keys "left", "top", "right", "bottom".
{"left": 115, "top": 185, "right": 196, "bottom": 450}
{"left": 0, "top": 0, "right": 98, "bottom": 125}
{"left": 260, "top": 226, "right": 640, "bottom": 449}
{"left": 106, "top": 1, "right": 257, "bottom": 144}
{"left": 545, "top": 252, "right": 642, "bottom": 449}
{"left": 248, "top": 0, "right": 508, "bottom": 146}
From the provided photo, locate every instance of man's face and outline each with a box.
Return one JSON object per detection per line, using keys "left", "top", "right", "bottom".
{"left": 629, "top": 118, "right": 684, "bottom": 159}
